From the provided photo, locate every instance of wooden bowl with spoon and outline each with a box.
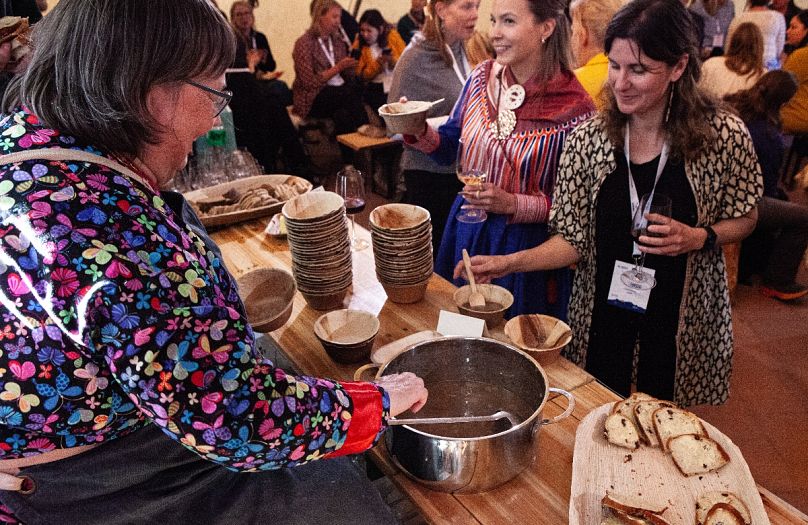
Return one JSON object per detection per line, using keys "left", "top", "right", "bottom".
{"left": 504, "top": 314, "right": 572, "bottom": 364}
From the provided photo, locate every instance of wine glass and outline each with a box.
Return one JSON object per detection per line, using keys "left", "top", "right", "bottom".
{"left": 336, "top": 166, "right": 369, "bottom": 251}
{"left": 455, "top": 138, "right": 488, "bottom": 224}
{"left": 620, "top": 192, "right": 672, "bottom": 290}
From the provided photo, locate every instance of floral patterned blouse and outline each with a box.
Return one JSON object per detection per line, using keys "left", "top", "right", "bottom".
{"left": 0, "top": 108, "right": 389, "bottom": 468}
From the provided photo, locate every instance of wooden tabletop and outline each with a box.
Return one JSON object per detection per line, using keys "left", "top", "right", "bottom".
{"left": 336, "top": 132, "right": 398, "bottom": 152}
{"left": 211, "top": 219, "right": 807, "bottom": 525}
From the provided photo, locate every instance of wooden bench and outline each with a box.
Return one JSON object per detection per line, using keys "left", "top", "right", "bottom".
{"left": 336, "top": 132, "right": 402, "bottom": 198}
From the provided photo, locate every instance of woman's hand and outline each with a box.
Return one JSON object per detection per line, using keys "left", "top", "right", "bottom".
{"left": 452, "top": 254, "right": 513, "bottom": 283}
{"left": 246, "top": 49, "right": 263, "bottom": 71}
{"left": 638, "top": 213, "right": 706, "bottom": 256}
{"left": 375, "top": 372, "right": 428, "bottom": 417}
{"left": 460, "top": 182, "right": 517, "bottom": 215}
{"left": 337, "top": 56, "right": 358, "bottom": 71}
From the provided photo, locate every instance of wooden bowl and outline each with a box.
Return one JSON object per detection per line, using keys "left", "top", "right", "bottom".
{"left": 503, "top": 314, "right": 572, "bottom": 364}
{"left": 369, "top": 203, "right": 430, "bottom": 231}
{"left": 381, "top": 280, "right": 429, "bottom": 304}
{"left": 453, "top": 284, "right": 514, "bottom": 327}
{"left": 378, "top": 101, "right": 430, "bottom": 135}
{"left": 314, "top": 309, "right": 380, "bottom": 363}
{"left": 300, "top": 289, "right": 348, "bottom": 311}
{"left": 282, "top": 191, "right": 344, "bottom": 223}
{"left": 237, "top": 268, "right": 296, "bottom": 332}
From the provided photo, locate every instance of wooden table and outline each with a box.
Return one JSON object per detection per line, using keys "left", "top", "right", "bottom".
{"left": 211, "top": 219, "right": 808, "bottom": 525}
{"left": 336, "top": 132, "right": 402, "bottom": 198}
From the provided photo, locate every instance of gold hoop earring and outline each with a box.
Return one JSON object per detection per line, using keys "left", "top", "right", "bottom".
{"left": 664, "top": 83, "right": 675, "bottom": 124}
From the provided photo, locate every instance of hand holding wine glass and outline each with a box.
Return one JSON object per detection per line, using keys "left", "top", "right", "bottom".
{"left": 336, "top": 166, "right": 369, "bottom": 251}
{"left": 455, "top": 138, "right": 488, "bottom": 224}
{"left": 620, "top": 192, "right": 672, "bottom": 290}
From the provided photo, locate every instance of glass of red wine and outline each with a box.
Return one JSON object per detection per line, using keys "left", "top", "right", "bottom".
{"left": 620, "top": 192, "right": 672, "bottom": 290}
{"left": 336, "top": 166, "right": 369, "bottom": 251}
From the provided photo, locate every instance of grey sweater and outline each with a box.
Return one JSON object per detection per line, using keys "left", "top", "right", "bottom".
{"left": 388, "top": 39, "right": 467, "bottom": 174}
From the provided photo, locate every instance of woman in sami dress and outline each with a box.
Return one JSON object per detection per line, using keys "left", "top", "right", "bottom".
{"left": 0, "top": 1, "right": 426, "bottom": 523}
{"left": 405, "top": 0, "right": 595, "bottom": 318}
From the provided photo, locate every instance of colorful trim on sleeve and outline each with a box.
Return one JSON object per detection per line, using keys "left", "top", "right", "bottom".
{"left": 325, "top": 381, "right": 388, "bottom": 457}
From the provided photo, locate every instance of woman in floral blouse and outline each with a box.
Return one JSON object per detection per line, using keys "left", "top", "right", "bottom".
{"left": 0, "top": 1, "right": 427, "bottom": 523}
{"left": 462, "top": 0, "right": 763, "bottom": 406}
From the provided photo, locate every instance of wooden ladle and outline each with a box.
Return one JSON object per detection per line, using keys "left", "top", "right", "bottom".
{"left": 461, "top": 249, "right": 486, "bottom": 308}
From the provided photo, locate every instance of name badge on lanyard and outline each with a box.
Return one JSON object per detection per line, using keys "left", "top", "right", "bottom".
{"left": 607, "top": 124, "right": 669, "bottom": 313}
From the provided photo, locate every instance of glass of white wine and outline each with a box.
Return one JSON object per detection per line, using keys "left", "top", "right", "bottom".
{"left": 455, "top": 138, "right": 487, "bottom": 224}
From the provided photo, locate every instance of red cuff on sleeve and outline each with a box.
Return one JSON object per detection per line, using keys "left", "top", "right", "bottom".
{"left": 327, "top": 381, "right": 384, "bottom": 457}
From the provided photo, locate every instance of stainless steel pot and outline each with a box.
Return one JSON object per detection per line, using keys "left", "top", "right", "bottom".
{"left": 364, "top": 336, "right": 574, "bottom": 493}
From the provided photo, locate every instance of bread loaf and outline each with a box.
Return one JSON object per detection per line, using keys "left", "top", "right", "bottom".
{"left": 604, "top": 413, "right": 641, "bottom": 450}
{"left": 668, "top": 433, "right": 730, "bottom": 476}
{"left": 696, "top": 492, "right": 751, "bottom": 525}
{"left": 652, "top": 407, "right": 707, "bottom": 451}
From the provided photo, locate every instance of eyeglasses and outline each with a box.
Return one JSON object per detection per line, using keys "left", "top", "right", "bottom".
{"left": 185, "top": 80, "right": 233, "bottom": 117}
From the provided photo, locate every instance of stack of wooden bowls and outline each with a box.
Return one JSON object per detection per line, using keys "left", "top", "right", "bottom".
{"left": 282, "top": 191, "right": 351, "bottom": 310}
{"left": 369, "top": 203, "right": 433, "bottom": 304}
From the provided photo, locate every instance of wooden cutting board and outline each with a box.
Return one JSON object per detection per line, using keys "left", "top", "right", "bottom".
{"left": 569, "top": 402, "right": 770, "bottom": 525}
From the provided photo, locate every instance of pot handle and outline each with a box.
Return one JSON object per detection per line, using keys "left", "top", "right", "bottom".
{"left": 541, "top": 387, "right": 575, "bottom": 425}
{"left": 353, "top": 363, "right": 381, "bottom": 381}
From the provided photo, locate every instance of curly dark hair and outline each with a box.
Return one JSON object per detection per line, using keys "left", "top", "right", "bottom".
{"left": 602, "top": 0, "right": 717, "bottom": 160}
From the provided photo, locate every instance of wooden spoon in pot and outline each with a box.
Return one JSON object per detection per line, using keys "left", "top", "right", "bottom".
{"left": 461, "top": 249, "right": 486, "bottom": 308}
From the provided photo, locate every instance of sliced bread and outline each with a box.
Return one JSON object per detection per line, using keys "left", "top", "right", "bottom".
{"left": 704, "top": 502, "right": 746, "bottom": 525}
{"left": 652, "top": 406, "right": 707, "bottom": 451}
{"left": 604, "top": 413, "right": 641, "bottom": 449}
{"left": 611, "top": 392, "right": 656, "bottom": 432}
{"left": 602, "top": 508, "right": 671, "bottom": 525}
{"left": 634, "top": 399, "right": 676, "bottom": 447}
{"left": 602, "top": 492, "right": 669, "bottom": 521}
{"left": 668, "top": 433, "right": 730, "bottom": 476}
{"left": 696, "top": 492, "right": 751, "bottom": 525}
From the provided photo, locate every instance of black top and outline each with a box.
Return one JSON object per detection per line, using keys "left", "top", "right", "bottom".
{"left": 233, "top": 30, "right": 276, "bottom": 73}
{"left": 594, "top": 152, "right": 697, "bottom": 314}
{"left": 10, "top": 0, "right": 41, "bottom": 23}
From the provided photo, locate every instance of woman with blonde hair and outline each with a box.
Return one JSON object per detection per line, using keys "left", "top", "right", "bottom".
{"left": 727, "top": 0, "right": 786, "bottom": 70}
{"left": 700, "top": 22, "right": 764, "bottom": 97}
{"left": 388, "top": 0, "right": 480, "bottom": 254}
{"left": 570, "top": 0, "right": 625, "bottom": 108}
{"left": 407, "top": 0, "right": 595, "bottom": 318}
{"left": 292, "top": 0, "right": 367, "bottom": 135}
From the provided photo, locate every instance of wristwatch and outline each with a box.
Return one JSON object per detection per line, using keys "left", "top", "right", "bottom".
{"left": 701, "top": 226, "right": 717, "bottom": 251}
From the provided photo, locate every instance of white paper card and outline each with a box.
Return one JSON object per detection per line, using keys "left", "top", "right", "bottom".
{"left": 607, "top": 260, "right": 655, "bottom": 313}
{"left": 436, "top": 310, "right": 485, "bottom": 337}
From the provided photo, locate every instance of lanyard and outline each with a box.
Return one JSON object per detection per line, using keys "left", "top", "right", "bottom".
{"left": 625, "top": 123, "right": 669, "bottom": 255}
{"left": 445, "top": 44, "right": 470, "bottom": 85}
{"left": 318, "top": 37, "right": 336, "bottom": 67}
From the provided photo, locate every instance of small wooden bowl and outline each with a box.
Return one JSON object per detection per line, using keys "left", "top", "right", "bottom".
{"left": 453, "top": 284, "right": 514, "bottom": 327}
{"left": 503, "top": 314, "right": 572, "bottom": 364}
{"left": 300, "top": 289, "right": 348, "bottom": 311}
{"left": 237, "top": 268, "right": 296, "bottom": 332}
{"left": 314, "top": 309, "right": 380, "bottom": 363}
{"left": 282, "top": 191, "right": 344, "bottom": 223}
{"left": 369, "top": 203, "right": 430, "bottom": 231}
{"left": 378, "top": 101, "right": 431, "bottom": 135}
{"left": 381, "top": 281, "right": 429, "bottom": 304}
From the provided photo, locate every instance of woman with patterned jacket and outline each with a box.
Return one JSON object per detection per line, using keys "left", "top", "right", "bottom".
{"left": 0, "top": 1, "right": 427, "bottom": 523}
{"left": 462, "top": 0, "right": 763, "bottom": 406}
{"left": 406, "top": 0, "right": 595, "bottom": 319}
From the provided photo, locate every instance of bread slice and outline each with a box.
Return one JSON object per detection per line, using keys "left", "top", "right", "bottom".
{"left": 652, "top": 406, "right": 707, "bottom": 451}
{"left": 668, "top": 433, "right": 730, "bottom": 476}
{"left": 696, "top": 492, "right": 751, "bottom": 525}
{"left": 704, "top": 502, "right": 746, "bottom": 525}
{"left": 611, "top": 392, "right": 656, "bottom": 430}
{"left": 634, "top": 399, "right": 676, "bottom": 447}
{"left": 602, "top": 493, "right": 670, "bottom": 525}
{"left": 604, "top": 413, "right": 641, "bottom": 449}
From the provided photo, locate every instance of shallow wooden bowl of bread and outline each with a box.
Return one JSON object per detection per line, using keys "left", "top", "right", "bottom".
{"left": 504, "top": 314, "right": 571, "bottom": 364}
{"left": 237, "top": 268, "right": 296, "bottom": 332}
